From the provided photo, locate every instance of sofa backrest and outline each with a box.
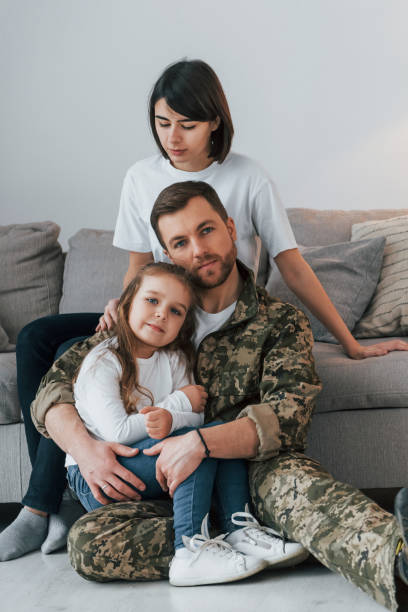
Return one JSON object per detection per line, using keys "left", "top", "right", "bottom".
{"left": 287, "top": 208, "right": 408, "bottom": 246}
{"left": 59, "top": 229, "right": 128, "bottom": 314}
{"left": 257, "top": 207, "right": 408, "bottom": 285}
{"left": 58, "top": 208, "right": 408, "bottom": 314}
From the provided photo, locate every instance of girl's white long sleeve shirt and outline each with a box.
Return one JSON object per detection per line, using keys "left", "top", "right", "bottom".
{"left": 65, "top": 337, "right": 203, "bottom": 467}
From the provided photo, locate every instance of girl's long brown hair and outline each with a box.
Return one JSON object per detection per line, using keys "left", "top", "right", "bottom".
{"left": 110, "top": 262, "right": 197, "bottom": 414}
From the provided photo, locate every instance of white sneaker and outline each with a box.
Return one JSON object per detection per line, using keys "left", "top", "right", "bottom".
{"left": 225, "top": 505, "right": 309, "bottom": 569}
{"left": 169, "top": 515, "right": 267, "bottom": 587}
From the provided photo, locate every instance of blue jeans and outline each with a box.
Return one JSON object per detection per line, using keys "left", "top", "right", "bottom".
{"left": 16, "top": 313, "right": 99, "bottom": 513}
{"left": 67, "top": 424, "right": 250, "bottom": 549}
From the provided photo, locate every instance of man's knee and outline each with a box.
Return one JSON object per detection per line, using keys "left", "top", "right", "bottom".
{"left": 68, "top": 511, "right": 112, "bottom": 582}
{"left": 250, "top": 452, "right": 330, "bottom": 495}
{"left": 68, "top": 501, "right": 174, "bottom": 582}
{"left": 249, "top": 452, "right": 333, "bottom": 531}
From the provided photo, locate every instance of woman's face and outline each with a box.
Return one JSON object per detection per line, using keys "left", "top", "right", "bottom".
{"left": 154, "top": 98, "right": 219, "bottom": 172}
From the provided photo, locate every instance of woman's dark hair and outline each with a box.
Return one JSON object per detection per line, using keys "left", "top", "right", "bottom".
{"left": 151, "top": 181, "right": 229, "bottom": 249}
{"left": 111, "top": 262, "right": 197, "bottom": 414}
{"left": 149, "top": 59, "right": 234, "bottom": 163}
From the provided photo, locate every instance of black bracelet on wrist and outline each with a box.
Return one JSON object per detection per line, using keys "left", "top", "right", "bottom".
{"left": 196, "top": 428, "right": 210, "bottom": 457}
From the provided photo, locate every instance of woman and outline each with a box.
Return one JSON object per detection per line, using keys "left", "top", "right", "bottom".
{"left": 100, "top": 59, "right": 406, "bottom": 359}
{"left": 3, "top": 58, "right": 406, "bottom": 562}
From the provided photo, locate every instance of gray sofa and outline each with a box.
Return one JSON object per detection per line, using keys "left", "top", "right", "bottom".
{"left": 1, "top": 208, "right": 407, "bottom": 504}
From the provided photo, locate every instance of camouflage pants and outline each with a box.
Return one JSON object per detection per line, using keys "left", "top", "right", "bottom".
{"left": 68, "top": 452, "right": 401, "bottom": 610}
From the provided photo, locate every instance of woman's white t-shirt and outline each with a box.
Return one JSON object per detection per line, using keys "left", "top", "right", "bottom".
{"left": 113, "top": 152, "right": 297, "bottom": 276}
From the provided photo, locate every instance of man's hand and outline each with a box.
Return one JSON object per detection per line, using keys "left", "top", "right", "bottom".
{"left": 179, "top": 384, "right": 208, "bottom": 413}
{"left": 140, "top": 406, "right": 173, "bottom": 439}
{"left": 96, "top": 297, "right": 120, "bottom": 331}
{"left": 143, "top": 430, "right": 204, "bottom": 497}
{"left": 75, "top": 438, "right": 146, "bottom": 505}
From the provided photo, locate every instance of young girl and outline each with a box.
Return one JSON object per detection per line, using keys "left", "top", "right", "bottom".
{"left": 66, "top": 262, "right": 305, "bottom": 586}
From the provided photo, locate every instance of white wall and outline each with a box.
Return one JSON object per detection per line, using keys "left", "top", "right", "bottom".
{"left": 1, "top": 0, "right": 407, "bottom": 249}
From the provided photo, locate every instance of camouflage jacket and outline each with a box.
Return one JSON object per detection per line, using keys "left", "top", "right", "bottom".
{"left": 31, "top": 262, "right": 321, "bottom": 461}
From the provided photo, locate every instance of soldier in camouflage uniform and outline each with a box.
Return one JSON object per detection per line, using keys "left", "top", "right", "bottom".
{"left": 31, "top": 182, "right": 402, "bottom": 610}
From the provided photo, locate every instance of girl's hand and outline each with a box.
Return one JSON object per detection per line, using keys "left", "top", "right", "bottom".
{"left": 96, "top": 298, "right": 120, "bottom": 331}
{"left": 179, "top": 384, "right": 208, "bottom": 413}
{"left": 140, "top": 406, "right": 173, "bottom": 439}
{"left": 347, "top": 339, "right": 408, "bottom": 360}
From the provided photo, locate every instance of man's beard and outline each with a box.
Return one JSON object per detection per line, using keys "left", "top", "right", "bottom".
{"left": 189, "top": 242, "right": 237, "bottom": 289}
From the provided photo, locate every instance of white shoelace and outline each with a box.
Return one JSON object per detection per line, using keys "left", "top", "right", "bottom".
{"left": 182, "top": 515, "right": 246, "bottom": 568}
{"left": 231, "top": 506, "right": 287, "bottom": 553}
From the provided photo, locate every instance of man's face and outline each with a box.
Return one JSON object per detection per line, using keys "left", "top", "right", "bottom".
{"left": 159, "top": 196, "right": 237, "bottom": 289}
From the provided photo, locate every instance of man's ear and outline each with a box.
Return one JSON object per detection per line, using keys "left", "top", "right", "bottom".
{"left": 226, "top": 217, "right": 237, "bottom": 241}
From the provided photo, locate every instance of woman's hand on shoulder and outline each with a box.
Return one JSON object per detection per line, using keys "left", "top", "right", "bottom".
{"left": 96, "top": 298, "right": 120, "bottom": 331}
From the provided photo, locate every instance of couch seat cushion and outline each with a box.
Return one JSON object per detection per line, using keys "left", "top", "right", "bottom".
{"left": 0, "top": 352, "right": 20, "bottom": 425}
{"left": 313, "top": 338, "right": 408, "bottom": 413}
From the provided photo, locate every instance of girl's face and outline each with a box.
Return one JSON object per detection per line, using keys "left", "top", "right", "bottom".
{"left": 128, "top": 273, "right": 192, "bottom": 358}
{"left": 154, "top": 98, "right": 220, "bottom": 172}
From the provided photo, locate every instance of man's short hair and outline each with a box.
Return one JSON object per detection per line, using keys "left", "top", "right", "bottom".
{"left": 150, "top": 181, "right": 229, "bottom": 248}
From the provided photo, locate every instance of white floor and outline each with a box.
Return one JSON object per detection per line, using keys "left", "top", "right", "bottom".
{"left": 0, "top": 506, "right": 387, "bottom": 612}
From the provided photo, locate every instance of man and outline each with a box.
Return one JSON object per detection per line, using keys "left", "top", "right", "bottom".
{"left": 31, "top": 181, "right": 404, "bottom": 610}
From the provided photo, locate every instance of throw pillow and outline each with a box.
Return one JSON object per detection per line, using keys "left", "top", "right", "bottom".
{"left": 266, "top": 237, "right": 385, "bottom": 343}
{"left": 351, "top": 215, "right": 408, "bottom": 337}
{"left": 0, "top": 222, "right": 64, "bottom": 344}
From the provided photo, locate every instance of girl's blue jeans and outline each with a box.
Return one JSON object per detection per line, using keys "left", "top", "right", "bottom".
{"left": 67, "top": 422, "right": 250, "bottom": 549}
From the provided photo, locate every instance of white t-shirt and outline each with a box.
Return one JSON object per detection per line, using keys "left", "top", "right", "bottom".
{"left": 193, "top": 302, "right": 237, "bottom": 349}
{"left": 113, "top": 152, "right": 297, "bottom": 275}
{"left": 65, "top": 338, "right": 203, "bottom": 467}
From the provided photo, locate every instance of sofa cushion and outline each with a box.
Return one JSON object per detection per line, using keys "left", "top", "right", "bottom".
{"left": 351, "top": 215, "right": 408, "bottom": 338}
{"left": 266, "top": 237, "right": 385, "bottom": 342}
{"left": 287, "top": 208, "right": 408, "bottom": 246}
{"left": 0, "top": 222, "right": 64, "bottom": 343}
{"left": 313, "top": 338, "right": 408, "bottom": 413}
{"left": 258, "top": 207, "right": 408, "bottom": 286}
{"left": 59, "top": 229, "right": 129, "bottom": 314}
{"left": 0, "top": 324, "right": 15, "bottom": 352}
{"left": 0, "top": 353, "right": 20, "bottom": 425}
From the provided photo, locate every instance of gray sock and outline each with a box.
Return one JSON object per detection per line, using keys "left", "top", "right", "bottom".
{"left": 41, "top": 490, "right": 85, "bottom": 554}
{"left": 0, "top": 507, "right": 48, "bottom": 561}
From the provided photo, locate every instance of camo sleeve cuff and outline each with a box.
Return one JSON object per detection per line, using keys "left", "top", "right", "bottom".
{"left": 237, "top": 404, "right": 282, "bottom": 461}
{"left": 31, "top": 381, "right": 76, "bottom": 438}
